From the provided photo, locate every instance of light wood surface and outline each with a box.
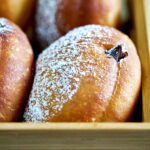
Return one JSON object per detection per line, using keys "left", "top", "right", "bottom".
{"left": 132, "top": 0, "right": 150, "bottom": 121}
{"left": 0, "top": 123, "right": 150, "bottom": 130}
{"left": 0, "top": 123, "right": 149, "bottom": 150}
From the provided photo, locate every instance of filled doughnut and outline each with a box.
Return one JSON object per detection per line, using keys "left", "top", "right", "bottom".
{"left": 35, "top": 0, "right": 121, "bottom": 49}
{"left": 0, "top": 18, "right": 34, "bottom": 121}
{"left": 24, "top": 25, "right": 141, "bottom": 122}
{"left": 0, "top": 0, "right": 35, "bottom": 29}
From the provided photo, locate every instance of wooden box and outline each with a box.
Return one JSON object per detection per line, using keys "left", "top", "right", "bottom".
{"left": 0, "top": 0, "right": 150, "bottom": 149}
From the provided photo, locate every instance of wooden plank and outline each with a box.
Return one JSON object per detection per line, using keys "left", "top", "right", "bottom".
{"left": 0, "top": 123, "right": 149, "bottom": 130}
{"left": 0, "top": 123, "right": 149, "bottom": 150}
{"left": 144, "top": 0, "right": 150, "bottom": 46}
{"left": 132, "top": 0, "right": 150, "bottom": 121}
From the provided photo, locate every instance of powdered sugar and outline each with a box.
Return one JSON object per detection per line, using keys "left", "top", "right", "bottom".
{"left": 24, "top": 25, "right": 128, "bottom": 122}
{"left": 35, "top": 0, "right": 60, "bottom": 48}
{"left": 0, "top": 18, "right": 13, "bottom": 33}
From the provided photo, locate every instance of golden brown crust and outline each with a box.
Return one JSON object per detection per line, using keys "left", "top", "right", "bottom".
{"left": 56, "top": 0, "right": 121, "bottom": 35}
{"left": 50, "top": 31, "right": 141, "bottom": 122}
{"left": 35, "top": 0, "right": 121, "bottom": 49}
{"left": 24, "top": 25, "right": 141, "bottom": 122}
{"left": 0, "top": 0, "right": 35, "bottom": 29}
{"left": 0, "top": 18, "right": 34, "bottom": 121}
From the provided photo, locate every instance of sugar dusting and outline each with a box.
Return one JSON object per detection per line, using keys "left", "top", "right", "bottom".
{"left": 36, "top": 0, "right": 60, "bottom": 48}
{"left": 24, "top": 25, "right": 128, "bottom": 122}
{"left": 0, "top": 18, "right": 13, "bottom": 33}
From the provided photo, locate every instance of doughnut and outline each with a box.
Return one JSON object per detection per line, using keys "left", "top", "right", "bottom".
{"left": 0, "top": 0, "right": 35, "bottom": 29}
{"left": 24, "top": 25, "right": 141, "bottom": 122}
{"left": 35, "top": 0, "right": 121, "bottom": 49}
{"left": 0, "top": 18, "right": 34, "bottom": 121}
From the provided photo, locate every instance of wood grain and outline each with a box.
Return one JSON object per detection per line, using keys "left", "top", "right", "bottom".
{"left": 132, "top": 0, "right": 150, "bottom": 121}
{"left": 0, "top": 123, "right": 149, "bottom": 130}
{"left": 0, "top": 123, "right": 149, "bottom": 150}
{"left": 0, "top": 131, "right": 149, "bottom": 150}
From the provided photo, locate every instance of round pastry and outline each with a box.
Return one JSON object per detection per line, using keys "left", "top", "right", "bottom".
{"left": 0, "top": 0, "right": 35, "bottom": 29}
{"left": 24, "top": 25, "right": 141, "bottom": 122}
{"left": 35, "top": 0, "right": 121, "bottom": 49}
{"left": 0, "top": 18, "right": 34, "bottom": 121}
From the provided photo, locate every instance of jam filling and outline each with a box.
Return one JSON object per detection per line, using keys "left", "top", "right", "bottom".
{"left": 105, "top": 45, "right": 128, "bottom": 63}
